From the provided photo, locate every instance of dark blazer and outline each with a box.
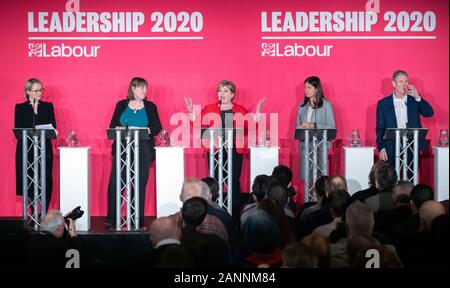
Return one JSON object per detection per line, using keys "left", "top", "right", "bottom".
{"left": 376, "top": 95, "right": 433, "bottom": 166}
{"left": 109, "top": 99, "right": 162, "bottom": 161}
{"left": 15, "top": 100, "right": 56, "bottom": 196}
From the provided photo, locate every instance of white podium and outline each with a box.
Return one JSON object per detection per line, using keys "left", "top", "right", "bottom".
{"left": 59, "top": 147, "right": 90, "bottom": 231}
{"left": 344, "top": 147, "right": 375, "bottom": 195}
{"left": 434, "top": 147, "right": 449, "bottom": 201}
{"left": 250, "top": 146, "right": 279, "bottom": 188}
{"left": 155, "top": 147, "right": 184, "bottom": 217}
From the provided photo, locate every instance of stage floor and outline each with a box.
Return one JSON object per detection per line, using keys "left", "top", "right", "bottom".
{"left": 0, "top": 216, "right": 156, "bottom": 267}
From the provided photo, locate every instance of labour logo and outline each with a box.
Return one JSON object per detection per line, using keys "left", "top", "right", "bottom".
{"left": 28, "top": 43, "right": 43, "bottom": 57}
{"left": 261, "top": 43, "right": 276, "bottom": 56}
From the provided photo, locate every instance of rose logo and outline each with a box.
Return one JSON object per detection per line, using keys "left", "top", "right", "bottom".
{"left": 261, "top": 43, "right": 276, "bottom": 56}
{"left": 28, "top": 43, "right": 43, "bottom": 57}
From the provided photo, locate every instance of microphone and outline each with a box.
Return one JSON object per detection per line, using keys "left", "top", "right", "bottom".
{"left": 32, "top": 98, "right": 38, "bottom": 130}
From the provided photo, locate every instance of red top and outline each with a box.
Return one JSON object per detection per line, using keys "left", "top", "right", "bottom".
{"left": 198, "top": 102, "right": 253, "bottom": 154}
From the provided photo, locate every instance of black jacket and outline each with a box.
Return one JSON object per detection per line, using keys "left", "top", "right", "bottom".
{"left": 15, "top": 100, "right": 56, "bottom": 196}
{"left": 109, "top": 99, "right": 162, "bottom": 161}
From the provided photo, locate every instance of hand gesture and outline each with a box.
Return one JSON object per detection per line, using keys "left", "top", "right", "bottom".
{"left": 379, "top": 149, "right": 388, "bottom": 161}
{"left": 184, "top": 95, "right": 193, "bottom": 112}
{"left": 65, "top": 218, "right": 77, "bottom": 237}
{"left": 407, "top": 85, "right": 420, "bottom": 99}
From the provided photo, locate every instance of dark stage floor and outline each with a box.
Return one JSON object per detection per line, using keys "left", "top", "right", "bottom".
{"left": 0, "top": 216, "right": 156, "bottom": 267}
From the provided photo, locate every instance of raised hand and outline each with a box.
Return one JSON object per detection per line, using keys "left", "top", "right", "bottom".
{"left": 407, "top": 84, "right": 420, "bottom": 99}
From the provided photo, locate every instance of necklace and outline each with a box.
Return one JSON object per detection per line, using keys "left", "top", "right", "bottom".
{"left": 130, "top": 101, "right": 143, "bottom": 113}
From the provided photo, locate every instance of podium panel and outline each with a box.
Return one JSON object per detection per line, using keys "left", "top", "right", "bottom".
{"left": 434, "top": 147, "right": 449, "bottom": 201}
{"left": 250, "top": 146, "right": 279, "bottom": 188}
{"left": 155, "top": 147, "right": 184, "bottom": 217}
{"left": 59, "top": 147, "right": 90, "bottom": 231}
{"left": 344, "top": 147, "right": 375, "bottom": 195}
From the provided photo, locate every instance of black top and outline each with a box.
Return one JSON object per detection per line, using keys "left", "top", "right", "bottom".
{"left": 14, "top": 100, "right": 56, "bottom": 196}
{"left": 220, "top": 109, "right": 234, "bottom": 139}
{"left": 15, "top": 100, "right": 56, "bottom": 129}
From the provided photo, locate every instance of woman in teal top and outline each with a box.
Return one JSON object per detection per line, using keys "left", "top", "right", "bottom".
{"left": 106, "top": 77, "right": 162, "bottom": 229}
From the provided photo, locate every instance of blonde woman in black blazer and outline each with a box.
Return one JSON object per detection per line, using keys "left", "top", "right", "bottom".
{"left": 15, "top": 78, "right": 56, "bottom": 208}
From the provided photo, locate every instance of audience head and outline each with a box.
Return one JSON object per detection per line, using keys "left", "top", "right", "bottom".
{"left": 419, "top": 200, "right": 446, "bottom": 232}
{"left": 40, "top": 210, "right": 65, "bottom": 238}
{"left": 271, "top": 165, "right": 293, "bottom": 188}
{"left": 149, "top": 216, "right": 180, "bottom": 248}
{"left": 301, "top": 234, "right": 330, "bottom": 268}
{"left": 410, "top": 184, "right": 434, "bottom": 212}
{"left": 345, "top": 201, "right": 375, "bottom": 238}
{"left": 241, "top": 209, "right": 281, "bottom": 254}
{"left": 251, "top": 175, "right": 277, "bottom": 202}
{"left": 267, "top": 182, "right": 289, "bottom": 208}
{"left": 326, "top": 176, "right": 348, "bottom": 195}
{"left": 282, "top": 242, "right": 319, "bottom": 268}
{"left": 314, "top": 175, "right": 329, "bottom": 205}
{"left": 328, "top": 189, "right": 351, "bottom": 218}
{"left": 368, "top": 161, "right": 390, "bottom": 187}
{"left": 201, "top": 177, "right": 219, "bottom": 202}
{"left": 181, "top": 197, "right": 209, "bottom": 228}
{"left": 392, "top": 180, "right": 414, "bottom": 206}
{"left": 374, "top": 164, "right": 397, "bottom": 191}
{"left": 180, "top": 178, "right": 211, "bottom": 202}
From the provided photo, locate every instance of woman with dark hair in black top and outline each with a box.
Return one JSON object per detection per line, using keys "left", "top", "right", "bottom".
{"left": 106, "top": 77, "right": 162, "bottom": 228}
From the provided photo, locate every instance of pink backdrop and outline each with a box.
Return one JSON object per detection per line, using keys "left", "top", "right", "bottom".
{"left": 0, "top": 0, "right": 448, "bottom": 216}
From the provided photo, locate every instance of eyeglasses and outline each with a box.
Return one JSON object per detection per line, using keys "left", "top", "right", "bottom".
{"left": 29, "top": 89, "right": 43, "bottom": 93}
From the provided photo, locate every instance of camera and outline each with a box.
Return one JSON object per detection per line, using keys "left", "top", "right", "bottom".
{"left": 64, "top": 206, "right": 84, "bottom": 225}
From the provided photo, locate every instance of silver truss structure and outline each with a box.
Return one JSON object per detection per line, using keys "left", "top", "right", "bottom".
{"left": 389, "top": 128, "right": 428, "bottom": 185}
{"left": 14, "top": 128, "right": 55, "bottom": 231}
{"left": 108, "top": 128, "right": 148, "bottom": 231}
{"left": 206, "top": 128, "right": 233, "bottom": 215}
{"left": 303, "top": 129, "right": 329, "bottom": 203}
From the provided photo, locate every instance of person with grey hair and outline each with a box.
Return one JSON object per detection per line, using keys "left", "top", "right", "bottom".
{"left": 376, "top": 70, "right": 433, "bottom": 170}
{"left": 174, "top": 178, "right": 231, "bottom": 245}
{"left": 180, "top": 178, "right": 211, "bottom": 202}
{"left": 27, "top": 210, "right": 80, "bottom": 267}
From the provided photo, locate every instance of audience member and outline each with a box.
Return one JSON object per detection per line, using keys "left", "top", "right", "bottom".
{"left": 27, "top": 210, "right": 81, "bottom": 267}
